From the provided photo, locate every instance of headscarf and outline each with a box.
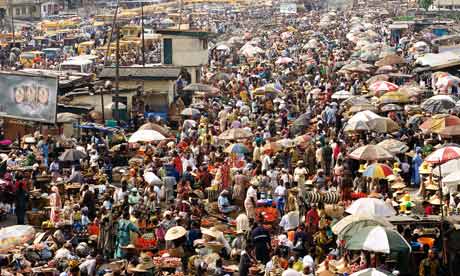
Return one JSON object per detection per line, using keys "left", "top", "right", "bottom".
{"left": 51, "top": 186, "right": 62, "bottom": 208}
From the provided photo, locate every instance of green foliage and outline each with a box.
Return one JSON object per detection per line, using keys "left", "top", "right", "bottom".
{"left": 419, "top": 0, "right": 433, "bottom": 11}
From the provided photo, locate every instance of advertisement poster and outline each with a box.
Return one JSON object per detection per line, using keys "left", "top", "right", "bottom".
{"left": 0, "top": 72, "right": 58, "bottom": 123}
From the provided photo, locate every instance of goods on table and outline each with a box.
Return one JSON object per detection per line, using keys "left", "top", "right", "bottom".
{"left": 255, "top": 207, "right": 278, "bottom": 223}
{"left": 152, "top": 256, "right": 182, "bottom": 268}
{"left": 0, "top": 225, "right": 35, "bottom": 253}
{"left": 136, "top": 233, "right": 157, "bottom": 249}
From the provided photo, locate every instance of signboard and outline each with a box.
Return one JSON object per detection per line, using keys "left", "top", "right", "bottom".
{"left": 0, "top": 72, "right": 58, "bottom": 123}
{"left": 280, "top": 3, "right": 297, "bottom": 14}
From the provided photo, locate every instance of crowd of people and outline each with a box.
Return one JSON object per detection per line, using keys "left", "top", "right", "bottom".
{"left": 1, "top": 5, "right": 460, "bottom": 276}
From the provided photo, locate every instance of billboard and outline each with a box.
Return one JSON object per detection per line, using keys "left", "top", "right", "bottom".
{"left": 280, "top": 3, "right": 297, "bottom": 14}
{"left": 0, "top": 72, "right": 58, "bottom": 123}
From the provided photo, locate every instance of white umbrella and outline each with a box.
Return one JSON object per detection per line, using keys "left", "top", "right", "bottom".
{"left": 180, "top": 107, "right": 201, "bottom": 117}
{"left": 332, "top": 90, "right": 353, "bottom": 100}
{"left": 346, "top": 198, "right": 396, "bottom": 217}
{"left": 433, "top": 159, "right": 460, "bottom": 176}
{"left": 348, "top": 110, "right": 380, "bottom": 124}
{"left": 442, "top": 171, "right": 460, "bottom": 186}
{"left": 128, "top": 130, "right": 166, "bottom": 143}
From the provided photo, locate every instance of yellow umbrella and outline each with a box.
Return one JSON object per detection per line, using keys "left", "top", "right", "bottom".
{"left": 379, "top": 91, "right": 410, "bottom": 104}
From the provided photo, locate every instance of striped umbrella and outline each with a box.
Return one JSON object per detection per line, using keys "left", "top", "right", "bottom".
{"left": 419, "top": 114, "right": 460, "bottom": 134}
{"left": 345, "top": 226, "right": 411, "bottom": 254}
{"left": 348, "top": 145, "right": 393, "bottom": 161}
{"left": 362, "top": 163, "right": 393, "bottom": 178}
{"left": 369, "top": 81, "right": 399, "bottom": 92}
{"left": 425, "top": 146, "right": 460, "bottom": 164}
{"left": 224, "top": 143, "right": 249, "bottom": 154}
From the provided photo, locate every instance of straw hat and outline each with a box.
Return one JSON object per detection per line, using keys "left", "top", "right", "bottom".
{"left": 387, "top": 174, "right": 397, "bottom": 182}
{"left": 165, "top": 226, "right": 187, "bottom": 241}
{"left": 201, "top": 227, "right": 220, "bottom": 238}
{"left": 419, "top": 162, "right": 432, "bottom": 175}
{"left": 429, "top": 197, "right": 442, "bottom": 205}
{"left": 136, "top": 256, "right": 155, "bottom": 270}
{"left": 391, "top": 182, "right": 406, "bottom": 189}
{"left": 425, "top": 183, "right": 439, "bottom": 191}
{"left": 358, "top": 164, "right": 367, "bottom": 173}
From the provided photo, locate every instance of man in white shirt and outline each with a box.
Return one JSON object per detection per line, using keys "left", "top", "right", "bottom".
{"left": 261, "top": 153, "right": 273, "bottom": 172}
{"left": 279, "top": 211, "right": 300, "bottom": 232}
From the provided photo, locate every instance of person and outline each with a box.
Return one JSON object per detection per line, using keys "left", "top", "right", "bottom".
{"left": 49, "top": 186, "right": 62, "bottom": 224}
{"left": 239, "top": 244, "right": 254, "bottom": 276}
{"left": 15, "top": 175, "right": 28, "bottom": 225}
{"left": 97, "top": 207, "right": 115, "bottom": 259}
{"left": 217, "top": 190, "right": 238, "bottom": 214}
{"left": 114, "top": 211, "right": 142, "bottom": 259}
{"left": 251, "top": 222, "right": 271, "bottom": 264}
{"left": 419, "top": 249, "right": 440, "bottom": 276}
{"left": 244, "top": 182, "right": 258, "bottom": 220}
{"left": 282, "top": 258, "right": 302, "bottom": 276}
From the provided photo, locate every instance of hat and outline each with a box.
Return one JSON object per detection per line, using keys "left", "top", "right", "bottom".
{"left": 391, "top": 182, "right": 406, "bottom": 189}
{"left": 387, "top": 174, "right": 397, "bottom": 182}
{"left": 297, "top": 160, "right": 304, "bottom": 165}
{"left": 429, "top": 197, "right": 441, "bottom": 205}
{"left": 163, "top": 211, "right": 172, "bottom": 218}
{"left": 165, "top": 226, "right": 187, "bottom": 241}
{"left": 358, "top": 164, "right": 367, "bottom": 173}
{"left": 419, "top": 162, "right": 432, "bottom": 175}
{"left": 393, "top": 162, "right": 401, "bottom": 173}
{"left": 201, "top": 227, "right": 220, "bottom": 238}
{"left": 425, "top": 183, "right": 439, "bottom": 191}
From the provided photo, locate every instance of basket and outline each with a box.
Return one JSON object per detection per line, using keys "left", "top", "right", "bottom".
{"left": 26, "top": 211, "right": 46, "bottom": 227}
{"left": 418, "top": 237, "right": 435, "bottom": 248}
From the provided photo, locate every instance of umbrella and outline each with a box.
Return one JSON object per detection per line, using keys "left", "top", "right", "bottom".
{"left": 348, "top": 145, "right": 393, "bottom": 161}
{"left": 218, "top": 128, "right": 252, "bottom": 140}
{"left": 275, "top": 56, "right": 293, "bottom": 64}
{"left": 350, "top": 268, "right": 393, "bottom": 276}
{"left": 343, "top": 120, "right": 371, "bottom": 132}
{"left": 183, "top": 83, "right": 218, "bottom": 93}
{"left": 433, "top": 159, "right": 460, "bottom": 177}
{"left": 342, "top": 96, "right": 371, "bottom": 107}
{"left": 436, "top": 75, "right": 460, "bottom": 88}
{"left": 262, "top": 142, "right": 282, "bottom": 153}
{"left": 165, "top": 226, "right": 187, "bottom": 241}
{"left": 180, "top": 107, "right": 201, "bottom": 117}
{"left": 421, "top": 95, "right": 456, "bottom": 114}
{"left": 375, "top": 65, "right": 395, "bottom": 74}
{"left": 59, "top": 149, "right": 87, "bottom": 161}
{"left": 276, "top": 138, "right": 296, "bottom": 148}
{"left": 345, "top": 226, "right": 411, "bottom": 253}
{"left": 380, "top": 104, "right": 403, "bottom": 112}
{"left": 349, "top": 104, "right": 378, "bottom": 113}
{"left": 224, "top": 143, "right": 249, "bottom": 154}
{"left": 346, "top": 197, "right": 396, "bottom": 217}
{"left": 442, "top": 171, "right": 460, "bottom": 187}
{"left": 128, "top": 130, "right": 166, "bottom": 143}
{"left": 144, "top": 171, "right": 163, "bottom": 185}
{"left": 139, "top": 122, "right": 170, "bottom": 136}
{"left": 377, "top": 139, "right": 409, "bottom": 154}
{"left": 369, "top": 81, "right": 399, "bottom": 92}
{"left": 294, "top": 134, "right": 312, "bottom": 146}
{"left": 254, "top": 84, "right": 282, "bottom": 95}
{"left": 362, "top": 163, "right": 394, "bottom": 178}
{"left": 425, "top": 146, "right": 460, "bottom": 164}
{"left": 375, "top": 54, "right": 406, "bottom": 67}
{"left": 210, "top": 72, "right": 231, "bottom": 81}
{"left": 419, "top": 114, "right": 460, "bottom": 134}
{"left": 367, "top": 117, "right": 399, "bottom": 133}
{"left": 332, "top": 90, "right": 353, "bottom": 100}
{"left": 440, "top": 125, "right": 460, "bottom": 137}
{"left": 348, "top": 110, "right": 381, "bottom": 124}
{"left": 0, "top": 225, "right": 35, "bottom": 253}
{"left": 293, "top": 112, "right": 311, "bottom": 127}
{"left": 332, "top": 214, "right": 393, "bottom": 239}
{"left": 366, "top": 74, "right": 390, "bottom": 85}
{"left": 379, "top": 91, "right": 410, "bottom": 104}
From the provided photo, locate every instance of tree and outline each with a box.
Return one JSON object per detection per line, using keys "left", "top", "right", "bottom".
{"left": 419, "top": 0, "right": 433, "bottom": 11}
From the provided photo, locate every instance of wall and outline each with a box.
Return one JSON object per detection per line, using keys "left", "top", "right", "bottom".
{"left": 162, "top": 35, "right": 208, "bottom": 67}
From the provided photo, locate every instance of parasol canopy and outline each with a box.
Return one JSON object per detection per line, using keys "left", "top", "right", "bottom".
{"left": 367, "top": 117, "right": 399, "bottom": 133}
{"left": 377, "top": 139, "right": 409, "bottom": 154}
{"left": 128, "top": 130, "right": 166, "bottom": 143}
{"left": 218, "top": 128, "right": 253, "bottom": 140}
{"left": 0, "top": 225, "right": 35, "bottom": 253}
{"left": 421, "top": 95, "right": 456, "bottom": 114}
{"left": 433, "top": 159, "right": 460, "bottom": 177}
{"left": 342, "top": 96, "right": 371, "bottom": 107}
{"left": 425, "top": 146, "right": 460, "bottom": 164}
{"left": 440, "top": 125, "right": 460, "bottom": 137}
{"left": 419, "top": 114, "right": 460, "bottom": 134}
{"left": 180, "top": 107, "right": 201, "bottom": 117}
{"left": 346, "top": 197, "right": 396, "bottom": 217}
{"left": 59, "top": 149, "right": 87, "bottom": 162}
{"left": 332, "top": 90, "right": 353, "bottom": 100}
{"left": 139, "top": 122, "right": 170, "bottom": 136}
{"left": 144, "top": 171, "right": 163, "bottom": 185}
{"left": 369, "top": 81, "right": 399, "bottom": 92}
{"left": 362, "top": 163, "right": 394, "bottom": 178}
{"left": 345, "top": 226, "right": 411, "bottom": 254}
{"left": 224, "top": 143, "right": 250, "bottom": 154}
{"left": 165, "top": 226, "right": 187, "bottom": 241}
{"left": 380, "top": 104, "right": 403, "bottom": 112}
{"left": 332, "top": 214, "right": 393, "bottom": 241}
{"left": 183, "top": 83, "right": 218, "bottom": 93}
{"left": 375, "top": 54, "right": 406, "bottom": 67}
{"left": 343, "top": 120, "right": 371, "bottom": 132}
{"left": 379, "top": 91, "right": 410, "bottom": 104}
{"left": 348, "top": 145, "right": 393, "bottom": 161}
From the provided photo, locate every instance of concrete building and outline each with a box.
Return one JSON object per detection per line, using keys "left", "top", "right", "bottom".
{"left": 157, "top": 29, "right": 210, "bottom": 83}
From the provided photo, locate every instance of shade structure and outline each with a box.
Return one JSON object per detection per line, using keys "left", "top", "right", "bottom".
{"left": 367, "top": 117, "right": 399, "bottom": 133}
{"left": 362, "top": 163, "right": 393, "bottom": 178}
{"left": 138, "top": 122, "right": 170, "bottom": 136}
{"left": 440, "top": 125, "right": 460, "bottom": 137}
{"left": 294, "top": 134, "right": 312, "bottom": 146}
{"left": 380, "top": 104, "right": 403, "bottom": 112}
{"left": 433, "top": 159, "right": 460, "bottom": 176}
{"left": 366, "top": 74, "right": 390, "bottom": 86}
{"left": 375, "top": 54, "right": 406, "bottom": 67}
{"left": 332, "top": 90, "right": 353, "bottom": 100}
{"left": 218, "top": 128, "right": 253, "bottom": 140}
{"left": 421, "top": 95, "right": 456, "bottom": 114}
{"left": 348, "top": 110, "right": 380, "bottom": 124}
{"left": 350, "top": 268, "right": 393, "bottom": 276}
{"left": 57, "top": 112, "right": 82, "bottom": 123}
{"left": 59, "top": 149, "right": 87, "bottom": 161}
{"left": 346, "top": 198, "right": 396, "bottom": 217}
{"left": 436, "top": 75, "right": 460, "bottom": 88}
{"left": 262, "top": 142, "right": 282, "bottom": 153}
{"left": 369, "top": 81, "right": 399, "bottom": 92}
{"left": 253, "top": 84, "right": 282, "bottom": 95}
{"left": 420, "top": 114, "right": 460, "bottom": 134}
{"left": 224, "top": 143, "right": 249, "bottom": 154}
{"left": 425, "top": 146, "right": 460, "bottom": 164}
{"left": 349, "top": 104, "right": 378, "bottom": 113}
{"left": 377, "top": 139, "right": 409, "bottom": 154}
{"left": 379, "top": 91, "right": 410, "bottom": 104}
{"left": 342, "top": 96, "right": 371, "bottom": 107}
{"left": 276, "top": 138, "right": 296, "bottom": 148}
{"left": 128, "top": 130, "right": 166, "bottom": 143}
{"left": 375, "top": 65, "right": 395, "bottom": 74}
{"left": 183, "top": 83, "right": 218, "bottom": 93}
{"left": 345, "top": 226, "right": 411, "bottom": 254}
{"left": 348, "top": 145, "right": 393, "bottom": 161}
{"left": 343, "top": 120, "right": 370, "bottom": 132}
{"left": 442, "top": 171, "right": 460, "bottom": 187}
{"left": 180, "top": 107, "right": 201, "bottom": 117}
{"left": 332, "top": 214, "right": 393, "bottom": 240}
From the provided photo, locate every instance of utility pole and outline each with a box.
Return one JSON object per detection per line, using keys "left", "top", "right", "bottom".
{"left": 115, "top": 23, "right": 120, "bottom": 122}
{"left": 9, "top": 2, "right": 15, "bottom": 44}
{"left": 104, "top": 2, "right": 119, "bottom": 66}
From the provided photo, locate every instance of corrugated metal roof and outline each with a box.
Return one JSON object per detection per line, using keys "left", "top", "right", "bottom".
{"left": 99, "top": 66, "right": 180, "bottom": 79}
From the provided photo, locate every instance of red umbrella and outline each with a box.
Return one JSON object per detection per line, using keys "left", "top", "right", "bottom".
{"left": 425, "top": 146, "right": 460, "bottom": 164}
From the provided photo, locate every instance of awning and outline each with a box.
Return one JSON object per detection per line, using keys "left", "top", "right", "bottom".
{"left": 389, "top": 24, "right": 409, "bottom": 29}
{"left": 416, "top": 50, "right": 460, "bottom": 70}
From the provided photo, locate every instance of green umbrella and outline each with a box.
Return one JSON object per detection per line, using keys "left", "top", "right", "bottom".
{"left": 345, "top": 226, "right": 411, "bottom": 254}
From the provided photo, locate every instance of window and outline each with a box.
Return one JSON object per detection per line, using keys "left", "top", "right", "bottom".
{"left": 43, "top": 5, "right": 46, "bottom": 12}
{"left": 15, "top": 8, "right": 20, "bottom": 16}
{"left": 202, "top": 38, "right": 208, "bottom": 50}
{"left": 21, "top": 7, "right": 26, "bottom": 15}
